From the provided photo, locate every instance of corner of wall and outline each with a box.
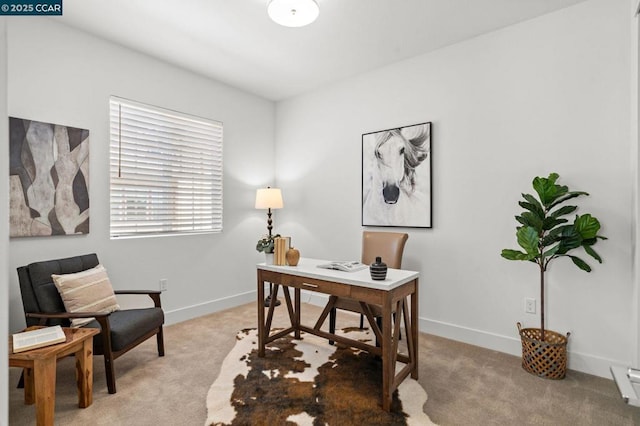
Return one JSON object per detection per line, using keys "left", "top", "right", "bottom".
{"left": 631, "top": 0, "right": 640, "bottom": 369}
{"left": 1, "top": 16, "right": 9, "bottom": 426}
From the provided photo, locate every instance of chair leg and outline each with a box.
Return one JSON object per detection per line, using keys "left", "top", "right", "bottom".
{"left": 393, "top": 312, "right": 402, "bottom": 340}
{"left": 17, "top": 371, "right": 24, "bottom": 388}
{"left": 104, "top": 352, "right": 117, "bottom": 394}
{"left": 374, "top": 314, "right": 401, "bottom": 344}
{"left": 359, "top": 314, "right": 364, "bottom": 329}
{"left": 329, "top": 307, "right": 336, "bottom": 345}
{"left": 157, "top": 327, "right": 165, "bottom": 357}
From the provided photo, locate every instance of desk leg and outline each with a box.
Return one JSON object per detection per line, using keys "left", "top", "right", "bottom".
{"left": 33, "top": 357, "right": 56, "bottom": 426}
{"left": 76, "top": 339, "right": 94, "bottom": 408}
{"left": 294, "top": 287, "right": 301, "bottom": 339}
{"left": 411, "top": 279, "right": 419, "bottom": 380}
{"left": 258, "top": 274, "right": 266, "bottom": 357}
{"left": 381, "top": 299, "right": 393, "bottom": 411}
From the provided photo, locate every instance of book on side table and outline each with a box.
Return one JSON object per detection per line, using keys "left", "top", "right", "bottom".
{"left": 12, "top": 325, "right": 67, "bottom": 353}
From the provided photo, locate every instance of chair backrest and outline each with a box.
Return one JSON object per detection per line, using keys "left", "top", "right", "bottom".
{"left": 361, "top": 231, "right": 408, "bottom": 269}
{"left": 17, "top": 253, "right": 100, "bottom": 326}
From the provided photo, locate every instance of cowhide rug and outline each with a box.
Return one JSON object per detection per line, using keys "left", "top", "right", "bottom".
{"left": 205, "top": 328, "right": 435, "bottom": 426}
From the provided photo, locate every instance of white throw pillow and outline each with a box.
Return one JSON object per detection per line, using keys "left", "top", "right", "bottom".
{"left": 52, "top": 264, "right": 120, "bottom": 327}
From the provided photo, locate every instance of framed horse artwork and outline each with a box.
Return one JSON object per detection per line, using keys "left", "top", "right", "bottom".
{"left": 362, "top": 122, "right": 432, "bottom": 228}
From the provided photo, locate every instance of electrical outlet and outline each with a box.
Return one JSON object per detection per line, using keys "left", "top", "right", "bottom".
{"left": 159, "top": 279, "right": 168, "bottom": 292}
{"left": 525, "top": 298, "right": 536, "bottom": 314}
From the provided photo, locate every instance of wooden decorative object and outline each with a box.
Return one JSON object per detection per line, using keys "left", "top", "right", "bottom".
{"left": 286, "top": 247, "right": 300, "bottom": 266}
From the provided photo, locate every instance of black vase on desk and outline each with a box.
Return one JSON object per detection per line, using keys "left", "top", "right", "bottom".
{"left": 370, "top": 256, "right": 387, "bottom": 280}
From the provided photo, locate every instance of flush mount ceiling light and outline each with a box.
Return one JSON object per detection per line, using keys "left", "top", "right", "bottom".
{"left": 268, "top": 0, "right": 319, "bottom": 28}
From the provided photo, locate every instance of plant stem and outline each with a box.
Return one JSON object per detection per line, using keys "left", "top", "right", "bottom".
{"left": 540, "top": 261, "right": 545, "bottom": 341}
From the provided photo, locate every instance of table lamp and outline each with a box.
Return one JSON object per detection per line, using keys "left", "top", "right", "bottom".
{"left": 255, "top": 187, "right": 283, "bottom": 238}
{"left": 255, "top": 187, "right": 284, "bottom": 306}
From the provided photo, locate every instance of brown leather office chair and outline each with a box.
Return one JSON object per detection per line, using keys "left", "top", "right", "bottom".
{"left": 329, "top": 231, "right": 409, "bottom": 339}
{"left": 17, "top": 253, "right": 165, "bottom": 394}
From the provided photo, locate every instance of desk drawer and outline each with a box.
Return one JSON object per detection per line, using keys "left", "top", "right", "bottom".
{"left": 297, "top": 280, "right": 351, "bottom": 297}
{"left": 260, "top": 270, "right": 351, "bottom": 297}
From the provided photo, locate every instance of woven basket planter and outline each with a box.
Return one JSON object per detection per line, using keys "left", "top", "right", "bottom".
{"left": 517, "top": 322, "right": 570, "bottom": 380}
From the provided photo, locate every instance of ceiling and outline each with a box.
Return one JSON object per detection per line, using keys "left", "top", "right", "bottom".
{"left": 59, "top": 0, "right": 587, "bottom": 101}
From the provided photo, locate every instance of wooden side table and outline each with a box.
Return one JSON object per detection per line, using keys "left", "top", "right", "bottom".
{"left": 9, "top": 327, "right": 100, "bottom": 426}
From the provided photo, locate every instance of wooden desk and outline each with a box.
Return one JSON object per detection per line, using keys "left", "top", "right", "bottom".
{"left": 257, "top": 258, "right": 419, "bottom": 411}
{"left": 9, "top": 327, "right": 100, "bottom": 426}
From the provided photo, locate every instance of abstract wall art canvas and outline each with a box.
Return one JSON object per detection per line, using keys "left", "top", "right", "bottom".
{"left": 362, "top": 122, "right": 432, "bottom": 228}
{"left": 9, "top": 117, "right": 90, "bottom": 237}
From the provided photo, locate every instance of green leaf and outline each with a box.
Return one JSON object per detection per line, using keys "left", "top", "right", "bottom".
{"left": 548, "top": 191, "right": 588, "bottom": 210}
{"left": 519, "top": 201, "right": 545, "bottom": 218}
{"left": 517, "top": 226, "right": 540, "bottom": 256}
{"left": 574, "top": 214, "right": 601, "bottom": 240}
{"left": 519, "top": 212, "right": 544, "bottom": 233}
{"left": 556, "top": 226, "right": 582, "bottom": 254}
{"left": 568, "top": 255, "right": 592, "bottom": 272}
{"left": 584, "top": 245, "right": 602, "bottom": 263}
{"left": 501, "top": 249, "right": 535, "bottom": 261}
{"left": 520, "top": 194, "right": 544, "bottom": 217}
{"left": 541, "top": 233, "right": 562, "bottom": 247}
{"left": 522, "top": 193, "right": 543, "bottom": 208}
{"left": 549, "top": 205, "right": 577, "bottom": 218}
{"left": 547, "top": 224, "right": 573, "bottom": 236}
{"left": 533, "top": 173, "right": 562, "bottom": 207}
{"left": 542, "top": 217, "right": 568, "bottom": 231}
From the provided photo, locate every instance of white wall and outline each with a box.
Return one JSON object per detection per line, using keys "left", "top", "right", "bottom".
{"left": 4, "top": 0, "right": 634, "bottom": 384}
{"left": 7, "top": 19, "right": 276, "bottom": 331}
{"left": 275, "top": 0, "right": 633, "bottom": 378}
{"left": 1, "top": 16, "right": 8, "bottom": 426}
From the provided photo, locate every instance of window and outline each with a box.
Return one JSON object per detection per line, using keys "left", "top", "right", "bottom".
{"left": 109, "top": 97, "right": 222, "bottom": 238}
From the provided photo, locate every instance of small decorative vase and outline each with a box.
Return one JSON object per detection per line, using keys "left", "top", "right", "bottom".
{"left": 370, "top": 256, "right": 387, "bottom": 280}
{"left": 286, "top": 247, "right": 300, "bottom": 266}
{"left": 265, "top": 252, "right": 274, "bottom": 265}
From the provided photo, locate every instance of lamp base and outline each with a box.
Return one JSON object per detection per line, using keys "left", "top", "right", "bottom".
{"left": 264, "top": 294, "right": 281, "bottom": 307}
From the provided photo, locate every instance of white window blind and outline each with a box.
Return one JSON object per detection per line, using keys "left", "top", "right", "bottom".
{"left": 109, "top": 97, "right": 223, "bottom": 238}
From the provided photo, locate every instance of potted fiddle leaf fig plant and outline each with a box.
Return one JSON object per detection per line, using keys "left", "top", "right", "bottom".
{"left": 501, "top": 173, "right": 606, "bottom": 379}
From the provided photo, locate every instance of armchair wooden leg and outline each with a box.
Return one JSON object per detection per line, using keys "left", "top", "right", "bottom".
{"left": 104, "top": 353, "right": 116, "bottom": 394}
{"left": 157, "top": 327, "right": 165, "bottom": 357}
{"left": 17, "top": 371, "right": 24, "bottom": 389}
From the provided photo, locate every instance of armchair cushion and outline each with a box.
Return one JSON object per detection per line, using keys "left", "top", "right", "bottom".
{"left": 85, "top": 307, "right": 164, "bottom": 353}
{"left": 52, "top": 264, "right": 120, "bottom": 327}
{"left": 21, "top": 253, "right": 100, "bottom": 318}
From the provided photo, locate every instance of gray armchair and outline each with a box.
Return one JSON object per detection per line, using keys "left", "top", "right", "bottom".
{"left": 16, "top": 253, "right": 165, "bottom": 394}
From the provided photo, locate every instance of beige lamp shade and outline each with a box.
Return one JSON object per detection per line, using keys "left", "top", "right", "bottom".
{"left": 255, "top": 187, "right": 284, "bottom": 209}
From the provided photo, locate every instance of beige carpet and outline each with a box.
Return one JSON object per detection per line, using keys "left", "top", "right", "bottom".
{"left": 205, "top": 328, "right": 434, "bottom": 425}
{"left": 8, "top": 302, "right": 640, "bottom": 425}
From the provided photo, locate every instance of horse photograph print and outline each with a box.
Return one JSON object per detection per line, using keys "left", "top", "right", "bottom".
{"left": 362, "top": 122, "right": 431, "bottom": 228}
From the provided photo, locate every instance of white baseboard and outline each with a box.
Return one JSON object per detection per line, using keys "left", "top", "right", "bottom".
{"left": 421, "top": 317, "right": 623, "bottom": 379}
{"left": 306, "top": 291, "right": 329, "bottom": 305}
{"left": 163, "top": 290, "right": 255, "bottom": 325}
{"left": 166, "top": 291, "right": 623, "bottom": 380}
